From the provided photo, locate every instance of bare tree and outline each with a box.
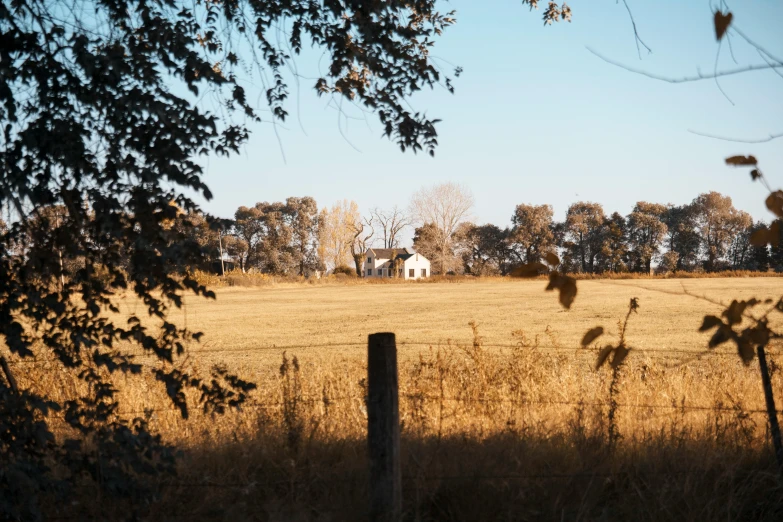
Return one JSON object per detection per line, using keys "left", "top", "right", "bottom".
{"left": 371, "top": 206, "right": 410, "bottom": 248}
{"left": 349, "top": 215, "right": 374, "bottom": 277}
{"left": 318, "top": 200, "right": 361, "bottom": 271}
{"left": 409, "top": 182, "right": 474, "bottom": 273}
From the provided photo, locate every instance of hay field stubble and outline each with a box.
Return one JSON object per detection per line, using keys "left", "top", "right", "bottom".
{"left": 150, "top": 277, "right": 783, "bottom": 368}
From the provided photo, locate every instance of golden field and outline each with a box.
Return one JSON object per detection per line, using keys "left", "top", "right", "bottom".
{"left": 21, "top": 277, "right": 783, "bottom": 520}
{"left": 139, "top": 276, "right": 783, "bottom": 365}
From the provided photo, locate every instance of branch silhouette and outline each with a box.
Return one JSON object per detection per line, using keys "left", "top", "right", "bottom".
{"left": 688, "top": 129, "right": 783, "bottom": 143}
{"left": 621, "top": 0, "right": 652, "bottom": 59}
{"left": 731, "top": 26, "right": 783, "bottom": 65}
{"left": 586, "top": 47, "right": 783, "bottom": 83}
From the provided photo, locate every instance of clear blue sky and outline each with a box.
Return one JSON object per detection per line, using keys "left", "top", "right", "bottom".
{"left": 197, "top": 0, "right": 783, "bottom": 233}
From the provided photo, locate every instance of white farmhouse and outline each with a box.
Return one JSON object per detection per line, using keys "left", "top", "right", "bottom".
{"left": 363, "top": 248, "right": 431, "bottom": 280}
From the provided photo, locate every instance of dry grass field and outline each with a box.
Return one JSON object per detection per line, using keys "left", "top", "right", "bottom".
{"left": 147, "top": 277, "right": 783, "bottom": 366}
{"left": 24, "top": 277, "right": 783, "bottom": 520}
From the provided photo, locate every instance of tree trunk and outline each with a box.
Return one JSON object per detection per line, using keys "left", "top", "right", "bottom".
{"left": 218, "top": 230, "right": 225, "bottom": 276}
{"left": 441, "top": 246, "right": 445, "bottom": 274}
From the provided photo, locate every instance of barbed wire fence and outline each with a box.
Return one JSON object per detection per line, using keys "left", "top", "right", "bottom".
{"left": 5, "top": 337, "right": 774, "bottom": 363}
{"left": 8, "top": 335, "right": 783, "bottom": 507}
{"left": 7, "top": 337, "right": 781, "bottom": 415}
{"left": 127, "top": 332, "right": 783, "bottom": 505}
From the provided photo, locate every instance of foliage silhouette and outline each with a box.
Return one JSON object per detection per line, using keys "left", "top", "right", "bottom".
{"left": 0, "top": 0, "right": 467, "bottom": 517}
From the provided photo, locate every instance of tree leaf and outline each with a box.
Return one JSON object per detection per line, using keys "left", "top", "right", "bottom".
{"left": 744, "top": 325, "right": 770, "bottom": 347}
{"left": 596, "top": 345, "right": 613, "bottom": 370}
{"left": 611, "top": 345, "right": 630, "bottom": 369}
{"left": 725, "top": 155, "right": 756, "bottom": 166}
{"left": 709, "top": 325, "right": 732, "bottom": 348}
{"left": 722, "top": 300, "right": 746, "bottom": 325}
{"left": 699, "top": 315, "right": 723, "bottom": 332}
{"left": 750, "top": 227, "right": 770, "bottom": 247}
{"left": 511, "top": 262, "right": 548, "bottom": 278}
{"left": 559, "top": 277, "right": 578, "bottom": 309}
{"left": 581, "top": 326, "right": 604, "bottom": 347}
{"left": 736, "top": 338, "right": 755, "bottom": 365}
{"left": 750, "top": 169, "right": 762, "bottom": 181}
{"left": 546, "top": 271, "right": 577, "bottom": 309}
{"left": 766, "top": 191, "right": 783, "bottom": 218}
{"left": 714, "top": 11, "right": 733, "bottom": 41}
{"left": 544, "top": 252, "right": 560, "bottom": 266}
{"left": 770, "top": 221, "right": 781, "bottom": 247}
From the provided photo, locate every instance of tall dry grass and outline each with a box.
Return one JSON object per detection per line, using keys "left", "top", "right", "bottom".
{"left": 16, "top": 319, "right": 783, "bottom": 520}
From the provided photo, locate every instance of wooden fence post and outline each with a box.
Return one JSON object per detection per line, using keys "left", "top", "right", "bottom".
{"left": 367, "top": 332, "right": 401, "bottom": 521}
{"left": 757, "top": 344, "right": 783, "bottom": 479}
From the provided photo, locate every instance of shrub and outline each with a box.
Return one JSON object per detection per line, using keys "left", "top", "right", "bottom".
{"left": 226, "top": 274, "right": 254, "bottom": 287}
{"left": 332, "top": 265, "right": 357, "bottom": 276}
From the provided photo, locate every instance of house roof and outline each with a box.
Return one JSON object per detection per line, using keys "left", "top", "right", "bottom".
{"left": 368, "top": 248, "right": 410, "bottom": 260}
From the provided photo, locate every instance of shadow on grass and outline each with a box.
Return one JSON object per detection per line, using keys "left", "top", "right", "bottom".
{"left": 138, "top": 428, "right": 783, "bottom": 522}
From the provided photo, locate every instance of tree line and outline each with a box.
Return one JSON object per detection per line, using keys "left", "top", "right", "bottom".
{"left": 192, "top": 184, "right": 782, "bottom": 277}
{"left": 6, "top": 185, "right": 777, "bottom": 279}
{"left": 432, "top": 192, "right": 778, "bottom": 276}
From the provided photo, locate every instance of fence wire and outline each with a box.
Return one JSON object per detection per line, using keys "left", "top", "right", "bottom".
{"left": 5, "top": 338, "right": 772, "bottom": 366}
{"left": 85, "top": 391, "right": 780, "bottom": 419}
{"left": 10, "top": 340, "right": 783, "bottom": 429}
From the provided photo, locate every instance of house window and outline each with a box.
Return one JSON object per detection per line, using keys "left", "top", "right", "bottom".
{"left": 409, "top": 268, "right": 414, "bottom": 278}
{"left": 367, "top": 257, "right": 372, "bottom": 264}
{"left": 388, "top": 269, "right": 393, "bottom": 278}
{"left": 367, "top": 268, "right": 372, "bottom": 276}
{"left": 421, "top": 268, "right": 427, "bottom": 277}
